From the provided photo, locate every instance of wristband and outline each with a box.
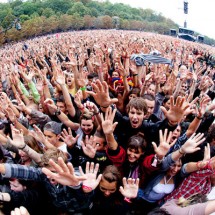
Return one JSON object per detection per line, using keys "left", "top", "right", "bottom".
{"left": 79, "top": 106, "right": 85, "bottom": 111}
{"left": 133, "top": 74, "right": 138, "bottom": 77}
{"left": 196, "top": 161, "right": 203, "bottom": 170}
{"left": 80, "top": 86, "right": 86, "bottom": 91}
{"left": 54, "top": 108, "right": 61, "bottom": 116}
{"left": 19, "top": 144, "right": 26, "bottom": 150}
{"left": 195, "top": 114, "right": 204, "bottom": 120}
{"left": 124, "top": 197, "right": 132, "bottom": 203}
{"left": 82, "top": 185, "right": 93, "bottom": 191}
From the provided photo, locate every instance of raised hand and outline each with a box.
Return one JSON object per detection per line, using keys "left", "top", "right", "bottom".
{"left": 42, "top": 157, "right": 87, "bottom": 186}
{"left": 60, "top": 128, "right": 79, "bottom": 148}
{"left": 44, "top": 98, "right": 58, "bottom": 114}
{"left": 8, "top": 125, "right": 25, "bottom": 149}
{"left": 35, "top": 78, "right": 44, "bottom": 92}
{"left": 180, "top": 133, "right": 206, "bottom": 154}
{"left": 119, "top": 178, "right": 139, "bottom": 199}
{"left": 84, "top": 101, "right": 99, "bottom": 115}
{"left": 56, "top": 69, "right": 66, "bottom": 85}
{"left": 30, "top": 124, "right": 46, "bottom": 144}
{"left": 197, "top": 95, "right": 211, "bottom": 117}
{"left": 81, "top": 136, "right": 99, "bottom": 158}
{"left": 74, "top": 91, "right": 83, "bottom": 109}
{"left": 101, "top": 107, "right": 118, "bottom": 135}
{"left": 203, "top": 143, "right": 211, "bottom": 161}
{"left": 11, "top": 206, "right": 30, "bottom": 215}
{"left": 5, "top": 107, "right": 17, "bottom": 124}
{"left": 161, "top": 96, "right": 189, "bottom": 125}
{"left": 152, "top": 129, "right": 177, "bottom": 159}
{"left": 86, "top": 80, "right": 118, "bottom": 108}
{"left": 82, "top": 162, "right": 102, "bottom": 192}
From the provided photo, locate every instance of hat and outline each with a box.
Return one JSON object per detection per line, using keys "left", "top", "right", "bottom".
{"left": 43, "top": 121, "right": 62, "bottom": 135}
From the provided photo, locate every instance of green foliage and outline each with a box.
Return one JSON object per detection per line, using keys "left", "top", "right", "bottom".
{"left": 1, "top": 12, "right": 15, "bottom": 29}
{"left": 67, "top": 2, "right": 89, "bottom": 17}
{"left": 41, "top": 8, "right": 55, "bottom": 18}
{"left": 0, "top": 0, "right": 214, "bottom": 45}
{"left": 19, "top": 14, "right": 30, "bottom": 23}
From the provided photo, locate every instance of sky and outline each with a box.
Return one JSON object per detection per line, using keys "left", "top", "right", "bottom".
{"left": 106, "top": 0, "right": 215, "bottom": 40}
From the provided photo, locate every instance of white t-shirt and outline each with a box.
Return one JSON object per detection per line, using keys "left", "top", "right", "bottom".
{"left": 207, "top": 186, "right": 215, "bottom": 215}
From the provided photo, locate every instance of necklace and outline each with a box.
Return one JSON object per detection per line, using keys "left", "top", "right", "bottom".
{"left": 164, "top": 175, "right": 173, "bottom": 184}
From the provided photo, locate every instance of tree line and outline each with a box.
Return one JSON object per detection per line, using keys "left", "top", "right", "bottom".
{"left": 0, "top": 0, "right": 214, "bottom": 45}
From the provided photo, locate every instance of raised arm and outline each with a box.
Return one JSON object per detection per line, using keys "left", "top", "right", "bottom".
{"left": 101, "top": 107, "right": 118, "bottom": 150}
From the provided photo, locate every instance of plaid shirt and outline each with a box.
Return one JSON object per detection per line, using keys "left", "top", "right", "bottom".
{"left": 3, "top": 163, "right": 92, "bottom": 213}
{"left": 164, "top": 167, "right": 213, "bottom": 202}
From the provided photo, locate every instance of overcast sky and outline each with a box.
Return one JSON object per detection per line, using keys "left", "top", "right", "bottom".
{"left": 106, "top": 0, "right": 215, "bottom": 40}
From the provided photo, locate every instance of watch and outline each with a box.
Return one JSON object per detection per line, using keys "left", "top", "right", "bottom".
{"left": 55, "top": 108, "right": 61, "bottom": 116}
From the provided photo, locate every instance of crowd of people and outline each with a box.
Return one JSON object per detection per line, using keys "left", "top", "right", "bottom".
{"left": 0, "top": 29, "right": 215, "bottom": 215}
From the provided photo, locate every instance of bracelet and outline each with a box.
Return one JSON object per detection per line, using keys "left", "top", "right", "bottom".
{"left": 55, "top": 108, "right": 61, "bottom": 116}
{"left": 124, "top": 197, "right": 132, "bottom": 203}
{"left": 179, "top": 147, "right": 185, "bottom": 155}
{"left": 80, "top": 86, "right": 86, "bottom": 91}
{"left": 195, "top": 114, "right": 204, "bottom": 120}
{"left": 152, "top": 154, "right": 163, "bottom": 167}
{"left": 19, "top": 144, "right": 26, "bottom": 150}
{"left": 133, "top": 74, "right": 138, "bottom": 77}
{"left": 79, "top": 106, "right": 85, "bottom": 111}
{"left": 196, "top": 161, "right": 202, "bottom": 170}
{"left": 82, "top": 185, "right": 93, "bottom": 191}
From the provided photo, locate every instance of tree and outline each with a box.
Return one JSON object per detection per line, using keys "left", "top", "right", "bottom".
{"left": 1, "top": 12, "right": 15, "bottom": 29}
{"left": 68, "top": 2, "right": 89, "bottom": 17}
{"left": 83, "top": 15, "right": 94, "bottom": 29}
{"left": 41, "top": 8, "right": 55, "bottom": 18}
{"left": 101, "top": 15, "right": 113, "bottom": 29}
{"left": 19, "top": 14, "right": 30, "bottom": 23}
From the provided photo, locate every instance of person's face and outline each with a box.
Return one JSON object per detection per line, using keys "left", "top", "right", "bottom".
{"left": 10, "top": 179, "right": 26, "bottom": 192}
{"left": 170, "top": 125, "right": 181, "bottom": 143}
{"left": 128, "top": 107, "right": 145, "bottom": 128}
{"left": 129, "top": 93, "right": 138, "bottom": 101}
{"left": 147, "top": 84, "right": 156, "bottom": 96}
{"left": 87, "top": 78, "right": 94, "bottom": 86}
{"left": 93, "top": 136, "right": 106, "bottom": 151}
{"left": 99, "top": 178, "right": 117, "bottom": 197}
{"left": 160, "top": 73, "right": 167, "bottom": 84}
{"left": 38, "top": 103, "right": 44, "bottom": 113}
{"left": 53, "top": 88, "right": 60, "bottom": 99}
{"left": 181, "top": 82, "right": 188, "bottom": 91}
{"left": 163, "top": 99, "right": 171, "bottom": 111}
{"left": 144, "top": 99, "right": 155, "bottom": 119}
{"left": 127, "top": 147, "right": 144, "bottom": 163}
{"left": 81, "top": 119, "right": 94, "bottom": 135}
{"left": 66, "top": 74, "right": 74, "bottom": 86}
{"left": 167, "top": 160, "right": 182, "bottom": 177}
{"left": 28, "top": 92, "right": 33, "bottom": 101}
{"left": 44, "top": 130, "right": 58, "bottom": 145}
{"left": 56, "top": 101, "right": 67, "bottom": 113}
{"left": 112, "top": 71, "right": 119, "bottom": 78}
{"left": 18, "top": 150, "right": 31, "bottom": 163}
